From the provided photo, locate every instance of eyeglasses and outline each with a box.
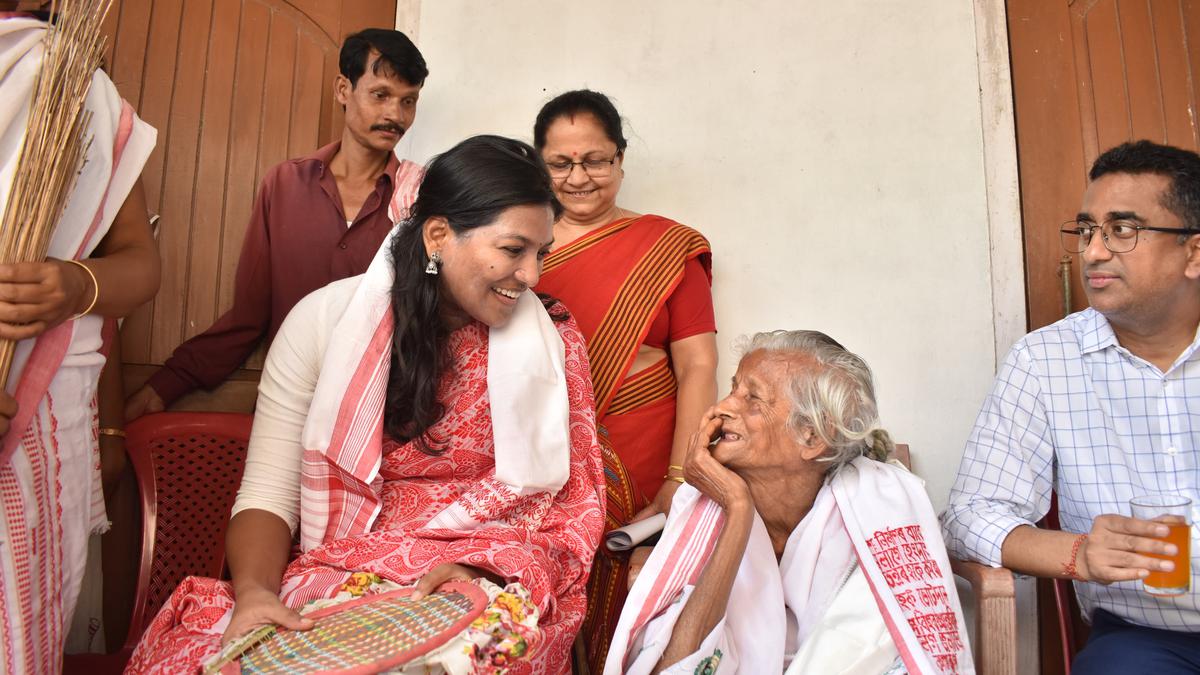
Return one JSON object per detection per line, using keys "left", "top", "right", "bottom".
{"left": 1059, "top": 219, "right": 1196, "bottom": 254}
{"left": 545, "top": 155, "right": 619, "bottom": 179}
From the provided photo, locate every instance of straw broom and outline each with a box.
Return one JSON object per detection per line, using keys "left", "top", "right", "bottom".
{"left": 0, "top": 0, "right": 112, "bottom": 387}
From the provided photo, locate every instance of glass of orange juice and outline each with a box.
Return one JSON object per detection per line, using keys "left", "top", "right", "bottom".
{"left": 1130, "top": 494, "right": 1192, "bottom": 596}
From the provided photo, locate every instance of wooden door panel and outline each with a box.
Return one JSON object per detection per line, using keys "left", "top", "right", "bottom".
{"left": 1077, "top": 1, "right": 1130, "bottom": 158}
{"left": 282, "top": 0, "right": 339, "bottom": 42}
{"left": 102, "top": 0, "right": 397, "bottom": 411}
{"left": 1106, "top": 2, "right": 1162, "bottom": 141}
{"left": 289, "top": 38, "right": 327, "bottom": 157}
{"left": 103, "top": 0, "right": 152, "bottom": 119}
{"left": 1011, "top": 1, "right": 1200, "bottom": 668}
{"left": 185, "top": 0, "right": 241, "bottom": 343}
{"left": 1011, "top": 0, "right": 1200, "bottom": 331}
{"left": 1187, "top": 3, "right": 1200, "bottom": 138}
{"left": 156, "top": 0, "right": 217, "bottom": 362}
{"left": 211, "top": 0, "right": 271, "bottom": 353}
{"left": 1008, "top": 0, "right": 1089, "bottom": 331}
{"left": 123, "top": 0, "right": 187, "bottom": 363}
{"left": 1155, "top": 5, "right": 1196, "bottom": 146}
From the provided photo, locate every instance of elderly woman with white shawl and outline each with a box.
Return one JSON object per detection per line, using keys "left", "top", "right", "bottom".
{"left": 606, "top": 331, "right": 972, "bottom": 675}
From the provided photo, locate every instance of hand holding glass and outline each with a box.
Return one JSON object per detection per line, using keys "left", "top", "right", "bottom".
{"left": 1129, "top": 495, "right": 1192, "bottom": 596}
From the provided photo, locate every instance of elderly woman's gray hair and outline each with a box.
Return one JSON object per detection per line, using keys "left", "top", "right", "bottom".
{"left": 740, "top": 330, "right": 894, "bottom": 470}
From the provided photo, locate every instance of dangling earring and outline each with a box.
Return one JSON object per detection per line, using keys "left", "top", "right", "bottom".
{"left": 425, "top": 250, "right": 442, "bottom": 275}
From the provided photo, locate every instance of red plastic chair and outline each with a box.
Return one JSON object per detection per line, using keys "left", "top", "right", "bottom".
{"left": 64, "top": 411, "right": 253, "bottom": 673}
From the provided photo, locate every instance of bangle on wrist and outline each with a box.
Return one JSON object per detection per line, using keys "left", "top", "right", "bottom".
{"left": 98, "top": 427, "right": 125, "bottom": 438}
{"left": 63, "top": 259, "right": 99, "bottom": 319}
{"left": 1061, "top": 533, "right": 1088, "bottom": 581}
{"left": 663, "top": 475, "right": 685, "bottom": 484}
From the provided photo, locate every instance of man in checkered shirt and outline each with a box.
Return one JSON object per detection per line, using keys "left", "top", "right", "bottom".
{"left": 942, "top": 140, "right": 1200, "bottom": 674}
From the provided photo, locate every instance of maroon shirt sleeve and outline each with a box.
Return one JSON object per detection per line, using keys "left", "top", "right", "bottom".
{"left": 146, "top": 172, "right": 277, "bottom": 405}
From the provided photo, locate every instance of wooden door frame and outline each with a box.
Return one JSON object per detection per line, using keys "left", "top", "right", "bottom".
{"left": 972, "top": 1, "right": 1039, "bottom": 673}
{"left": 395, "top": 0, "right": 418, "bottom": 38}
{"left": 974, "top": 0, "right": 1027, "bottom": 367}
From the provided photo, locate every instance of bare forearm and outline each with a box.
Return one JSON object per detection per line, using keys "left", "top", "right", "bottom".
{"left": 87, "top": 177, "right": 159, "bottom": 317}
{"left": 87, "top": 178, "right": 160, "bottom": 317}
{"left": 81, "top": 247, "right": 160, "bottom": 317}
{"left": 1000, "top": 525, "right": 1084, "bottom": 579}
{"left": 226, "top": 509, "right": 294, "bottom": 596}
{"left": 669, "top": 363, "right": 717, "bottom": 467}
{"left": 655, "top": 502, "right": 752, "bottom": 672}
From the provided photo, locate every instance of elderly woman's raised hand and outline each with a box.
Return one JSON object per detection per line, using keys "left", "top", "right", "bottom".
{"left": 683, "top": 408, "right": 752, "bottom": 512}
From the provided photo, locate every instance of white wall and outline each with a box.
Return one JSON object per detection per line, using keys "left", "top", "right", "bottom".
{"left": 395, "top": 0, "right": 1020, "bottom": 510}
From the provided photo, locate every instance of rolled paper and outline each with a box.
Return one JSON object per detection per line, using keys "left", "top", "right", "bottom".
{"left": 605, "top": 513, "right": 667, "bottom": 552}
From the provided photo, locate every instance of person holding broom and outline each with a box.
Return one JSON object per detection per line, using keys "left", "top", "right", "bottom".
{"left": 0, "top": 3, "right": 160, "bottom": 672}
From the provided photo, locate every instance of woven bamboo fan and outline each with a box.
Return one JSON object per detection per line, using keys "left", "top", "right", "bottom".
{"left": 0, "top": 0, "right": 111, "bottom": 387}
{"left": 217, "top": 582, "right": 489, "bottom": 675}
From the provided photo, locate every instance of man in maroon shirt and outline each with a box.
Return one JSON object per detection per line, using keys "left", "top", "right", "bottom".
{"left": 125, "top": 29, "right": 428, "bottom": 418}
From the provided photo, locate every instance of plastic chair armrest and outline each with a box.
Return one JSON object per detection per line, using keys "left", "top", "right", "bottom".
{"left": 951, "top": 558, "right": 1017, "bottom": 675}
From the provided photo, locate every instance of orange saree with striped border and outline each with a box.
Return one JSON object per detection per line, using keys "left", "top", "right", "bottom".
{"left": 538, "top": 214, "right": 711, "bottom": 497}
{"left": 537, "top": 215, "right": 711, "bottom": 673}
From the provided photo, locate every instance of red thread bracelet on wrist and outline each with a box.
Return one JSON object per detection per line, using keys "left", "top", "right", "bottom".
{"left": 1061, "top": 533, "right": 1088, "bottom": 581}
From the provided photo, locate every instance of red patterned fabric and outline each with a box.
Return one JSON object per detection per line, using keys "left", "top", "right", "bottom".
{"left": 126, "top": 313, "right": 606, "bottom": 675}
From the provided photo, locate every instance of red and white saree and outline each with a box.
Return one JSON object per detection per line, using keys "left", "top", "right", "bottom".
{"left": 0, "top": 15, "right": 156, "bottom": 674}
{"left": 127, "top": 238, "right": 606, "bottom": 673}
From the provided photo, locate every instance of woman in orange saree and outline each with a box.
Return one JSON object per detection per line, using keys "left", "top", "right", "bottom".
{"left": 532, "top": 89, "right": 717, "bottom": 671}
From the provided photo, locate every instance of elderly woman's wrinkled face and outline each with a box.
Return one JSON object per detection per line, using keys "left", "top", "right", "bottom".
{"left": 711, "top": 350, "right": 817, "bottom": 472}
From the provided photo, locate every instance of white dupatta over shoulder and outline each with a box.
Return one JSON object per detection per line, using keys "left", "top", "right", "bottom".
{"left": 0, "top": 14, "right": 156, "bottom": 674}
{"left": 607, "top": 457, "right": 974, "bottom": 675}
{"left": 296, "top": 225, "right": 571, "bottom": 552}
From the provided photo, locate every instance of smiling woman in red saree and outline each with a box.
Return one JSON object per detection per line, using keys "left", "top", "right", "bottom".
{"left": 126, "top": 136, "right": 605, "bottom": 675}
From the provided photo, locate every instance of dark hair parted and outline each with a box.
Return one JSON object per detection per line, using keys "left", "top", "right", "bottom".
{"left": 1090, "top": 140, "right": 1200, "bottom": 233}
{"left": 384, "top": 135, "right": 562, "bottom": 449}
{"left": 533, "top": 89, "right": 627, "bottom": 153}
{"left": 340, "top": 28, "right": 428, "bottom": 87}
